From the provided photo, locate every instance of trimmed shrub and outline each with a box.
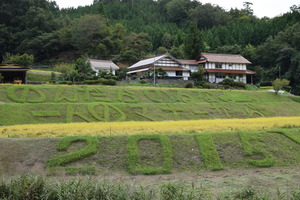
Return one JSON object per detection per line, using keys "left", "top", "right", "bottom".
{"left": 220, "top": 78, "right": 234, "bottom": 86}
{"left": 139, "top": 79, "right": 147, "bottom": 84}
{"left": 82, "top": 80, "right": 102, "bottom": 85}
{"left": 185, "top": 82, "right": 193, "bottom": 88}
{"left": 201, "top": 82, "right": 212, "bottom": 89}
{"left": 101, "top": 79, "right": 117, "bottom": 85}
{"left": 233, "top": 81, "right": 246, "bottom": 89}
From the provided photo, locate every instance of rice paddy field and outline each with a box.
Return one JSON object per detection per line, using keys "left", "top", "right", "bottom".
{"left": 0, "top": 84, "right": 300, "bottom": 199}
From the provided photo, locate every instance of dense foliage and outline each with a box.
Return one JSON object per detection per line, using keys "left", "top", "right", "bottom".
{"left": 1, "top": 0, "right": 300, "bottom": 93}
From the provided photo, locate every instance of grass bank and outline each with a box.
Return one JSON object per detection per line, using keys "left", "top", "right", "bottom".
{"left": 0, "top": 128, "right": 299, "bottom": 176}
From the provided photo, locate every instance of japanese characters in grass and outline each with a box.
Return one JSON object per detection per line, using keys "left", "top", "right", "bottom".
{"left": 6, "top": 85, "right": 260, "bottom": 104}
{"left": 46, "top": 131, "right": 300, "bottom": 175}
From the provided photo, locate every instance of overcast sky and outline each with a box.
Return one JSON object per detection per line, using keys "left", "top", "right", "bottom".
{"left": 53, "top": 0, "right": 299, "bottom": 18}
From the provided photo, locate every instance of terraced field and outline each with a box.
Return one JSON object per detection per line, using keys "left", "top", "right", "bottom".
{"left": 0, "top": 85, "right": 300, "bottom": 125}
{"left": 0, "top": 84, "right": 300, "bottom": 199}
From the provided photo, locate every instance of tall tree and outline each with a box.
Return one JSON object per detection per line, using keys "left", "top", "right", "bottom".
{"left": 183, "top": 22, "right": 204, "bottom": 59}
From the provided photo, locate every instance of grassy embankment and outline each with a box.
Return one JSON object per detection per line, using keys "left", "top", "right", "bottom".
{"left": 1, "top": 84, "right": 300, "bottom": 127}
{"left": 0, "top": 129, "right": 299, "bottom": 176}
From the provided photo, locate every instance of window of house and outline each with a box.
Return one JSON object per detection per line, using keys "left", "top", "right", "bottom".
{"left": 229, "top": 74, "right": 236, "bottom": 79}
{"left": 216, "top": 74, "right": 225, "bottom": 79}
{"left": 176, "top": 71, "right": 183, "bottom": 76}
{"left": 216, "top": 64, "right": 222, "bottom": 69}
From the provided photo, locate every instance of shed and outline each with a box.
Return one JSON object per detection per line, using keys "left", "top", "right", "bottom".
{"left": 89, "top": 59, "right": 119, "bottom": 75}
{"left": 0, "top": 63, "right": 30, "bottom": 84}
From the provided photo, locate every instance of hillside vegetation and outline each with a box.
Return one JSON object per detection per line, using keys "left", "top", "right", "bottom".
{"left": 0, "top": 85, "right": 300, "bottom": 126}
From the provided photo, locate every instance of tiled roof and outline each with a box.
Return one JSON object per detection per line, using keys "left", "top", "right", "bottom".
{"left": 89, "top": 59, "right": 119, "bottom": 70}
{"left": 200, "top": 53, "right": 251, "bottom": 64}
{"left": 178, "top": 59, "right": 198, "bottom": 65}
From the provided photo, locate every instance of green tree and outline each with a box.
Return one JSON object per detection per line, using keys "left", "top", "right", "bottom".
{"left": 183, "top": 22, "right": 204, "bottom": 59}
{"left": 242, "top": 2, "right": 254, "bottom": 16}
{"left": 71, "top": 15, "right": 109, "bottom": 53}
{"left": 68, "top": 69, "right": 79, "bottom": 83}
{"left": 166, "top": 0, "right": 189, "bottom": 23}
{"left": 157, "top": 68, "right": 168, "bottom": 78}
{"left": 50, "top": 72, "right": 56, "bottom": 83}
{"left": 3, "top": 53, "right": 34, "bottom": 67}
{"left": 272, "top": 78, "right": 290, "bottom": 94}
{"left": 189, "top": 3, "right": 230, "bottom": 29}
{"left": 157, "top": 46, "right": 168, "bottom": 54}
{"left": 74, "top": 58, "right": 95, "bottom": 80}
{"left": 191, "top": 65, "right": 204, "bottom": 82}
{"left": 54, "top": 63, "right": 75, "bottom": 74}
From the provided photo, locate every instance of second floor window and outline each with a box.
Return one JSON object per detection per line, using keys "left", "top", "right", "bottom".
{"left": 216, "top": 64, "right": 222, "bottom": 69}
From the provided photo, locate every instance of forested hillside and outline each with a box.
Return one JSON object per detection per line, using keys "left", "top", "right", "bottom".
{"left": 1, "top": 0, "right": 300, "bottom": 93}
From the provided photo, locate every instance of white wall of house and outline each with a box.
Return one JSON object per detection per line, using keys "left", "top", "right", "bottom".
{"left": 183, "top": 71, "right": 190, "bottom": 80}
{"left": 156, "top": 58, "right": 180, "bottom": 67}
{"left": 95, "top": 69, "right": 116, "bottom": 76}
{"left": 165, "top": 71, "right": 190, "bottom": 80}
{"left": 166, "top": 71, "right": 176, "bottom": 77}
{"left": 205, "top": 63, "right": 247, "bottom": 70}
{"left": 207, "top": 73, "right": 246, "bottom": 83}
{"left": 182, "top": 64, "right": 198, "bottom": 72}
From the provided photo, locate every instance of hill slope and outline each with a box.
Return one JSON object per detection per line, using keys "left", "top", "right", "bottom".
{"left": 0, "top": 129, "right": 299, "bottom": 176}
{"left": 0, "top": 85, "right": 300, "bottom": 126}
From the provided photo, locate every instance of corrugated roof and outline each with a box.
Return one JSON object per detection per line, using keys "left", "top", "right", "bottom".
{"left": 201, "top": 53, "right": 251, "bottom": 64}
{"left": 89, "top": 59, "right": 119, "bottom": 70}
{"left": 126, "top": 68, "right": 149, "bottom": 74}
{"left": 129, "top": 54, "right": 182, "bottom": 69}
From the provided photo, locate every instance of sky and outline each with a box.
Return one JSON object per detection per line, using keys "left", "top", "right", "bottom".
{"left": 53, "top": 0, "right": 299, "bottom": 18}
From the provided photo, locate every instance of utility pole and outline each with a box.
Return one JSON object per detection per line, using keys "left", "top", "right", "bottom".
{"left": 153, "top": 56, "right": 156, "bottom": 86}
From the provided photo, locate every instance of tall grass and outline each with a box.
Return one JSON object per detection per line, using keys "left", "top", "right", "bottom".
{"left": 0, "top": 175, "right": 299, "bottom": 200}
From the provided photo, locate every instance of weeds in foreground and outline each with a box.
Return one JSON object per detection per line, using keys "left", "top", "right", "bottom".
{"left": 0, "top": 175, "right": 299, "bottom": 200}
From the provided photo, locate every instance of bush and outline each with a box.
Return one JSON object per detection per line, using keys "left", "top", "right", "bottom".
{"left": 82, "top": 80, "right": 102, "bottom": 85}
{"left": 185, "top": 82, "right": 193, "bottom": 88}
{"left": 58, "top": 81, "right": 72, "bottom": 85}
{"left": 201, "top": 82, "right": 212, "bottom": 89}
{"left": 220, "top": 78, "right": 234, "bottom": 86}
{"left": 233, "top": 81, "right": 246, "bottom": 89}
{"left": 101, "top": 79, "right": 116, "bottom": 85}
{"left": 139, "top": 79, "right": 147, "bottom": 84}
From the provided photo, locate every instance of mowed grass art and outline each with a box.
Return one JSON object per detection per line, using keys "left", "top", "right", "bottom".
{"left": 1, "top": 85, "right": 300, "bottom": 125}
{"left": 1, "top": 116, "right": 300, "bottom": 138}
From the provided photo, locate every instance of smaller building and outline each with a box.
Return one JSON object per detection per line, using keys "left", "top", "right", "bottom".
{"left": 89, "top": 59, "right": 119, "bottom": 75}
{"left": 127, "top": 54, "right": 191, "bottom": 80}
{"left": 197, "top": 53, "right": 255, "bottom": 84}
{"left": 0, "top": 63, "right": 30, "bottom": 84}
